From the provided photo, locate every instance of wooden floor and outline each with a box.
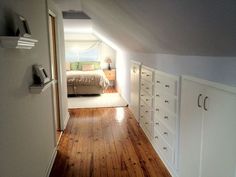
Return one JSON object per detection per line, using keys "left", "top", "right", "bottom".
{"left": 50, "top": 108, "right": 171, "bottom": 177}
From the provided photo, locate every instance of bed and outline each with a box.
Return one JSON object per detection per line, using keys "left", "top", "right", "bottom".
{"left": 67, "top": 69, "right": 110, "bottom": 95}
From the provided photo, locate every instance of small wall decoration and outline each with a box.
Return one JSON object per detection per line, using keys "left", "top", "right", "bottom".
{"left": 15, "top": 15, "right": 31, "bottom": 37}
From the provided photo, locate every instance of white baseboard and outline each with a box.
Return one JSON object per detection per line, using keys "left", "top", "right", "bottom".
{"left": 63, "top": 111, "right": 70, "bottom": 130}
{"left": 45, "top": 147, "right": 57, "bottom": 177}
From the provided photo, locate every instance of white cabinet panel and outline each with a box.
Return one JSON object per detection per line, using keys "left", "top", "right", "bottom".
{"left": 179, "top": 76, "right": 236, "bottom": 177}
{"left": 130, "top": 61, "right": 141, "bottom": 121}
{"left": 179, "top": 79, "right": 205, "bottom": 177}
{"left": 201, "top": 87, "right": 236, "bottom": 177}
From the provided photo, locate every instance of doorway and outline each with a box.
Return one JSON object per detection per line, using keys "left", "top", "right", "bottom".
{"left": 48, "top": 11, "right": 62, "bottom": 144}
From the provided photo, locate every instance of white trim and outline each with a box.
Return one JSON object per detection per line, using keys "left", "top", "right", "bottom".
{"left": 45, "top": 147, "right": 57, "bottom": 177}
{"left": 130, "top": 59, "right": 142, "bottom": 65}
{"left": 63, "top": 111, "right": 70, "bottom": 130}
{"left": 182, "top": 75, "right": 236, "bottom": 94}
{"left": 155, "top": 69, "right": 179, "bottom": 80}
{"left": 142, "top": 65, "right": 155, "bottom": 72}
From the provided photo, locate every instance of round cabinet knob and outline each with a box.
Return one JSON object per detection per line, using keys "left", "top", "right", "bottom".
{"left": 141, "top": 105, "right": 144, "bottom": 107}
{"left": 156, "top": 108, "right": 159, "bottom": 112}
{"left": 156, "top": 80, "right": 160, "bottom": 83}
{"left": 164, "top": 100, "right": 169, "bottom": 103}
{"left": 164, "top": 116, "right": 168, "bottom": 119}
{"left": 145, "top": 122, "right": 148, "bottom": 125}
{"left": 163, "top": 132, "right": 168, "bottom": 135}
{"left": 145, "top": 111, "right": 148, "bottom": 113}
{"left": 156, "top": 94, "right": 160, "bottom": 97}
{"left": 146, "top": 74, "right": 150, "bottom": 77}
{"left": 155, "top": 136, "right": 158, "bottom": 139}
{"left": 146, "top": 99, "right": 149, "bottom": 101}
{"left": 146, "top": 87, "right": 149, "bottom": 90}
{"left": 155, "top": 122, "right": 159, "bottom": 125}
{"left": 163, "top": 147, "right": 167, "bottom": 150}
{"left": 165, "top": 85, "right": 170, "bottom": 88}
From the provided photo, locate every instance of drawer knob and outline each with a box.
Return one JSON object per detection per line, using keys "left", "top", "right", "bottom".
{"left": 141, "top": 116, "right": 144, "bottom": 118}
{"left": 146, "top": 74, "right": 150, "bottom": 77}
{"left": 155, "top": 136, "right": 158, "bottom": 139}
{"left": 155, "top": 122, "right": 159, "bottom": 125}
{"left": 142, "top": 72, "right": 145, "bottom": 74}
{"left": 145, "top": 111, "right": 148, "bottom": 113}
{"left": 141, "top": 94, "right": 144, "bottom": 96}
{"left": 146, "top": 87, "right": 149, "bottom": 89}
{"left": 163, "top": 132, "right": 168, "bottom": 135}
{"left": 141, "top": 105, "right": 144, "bottom": 107}
{"left": 164, "top": 116, "right": 168, "bottom": 119}
{"left": 142, "top": 84, "right": 144, "bottom": 86}
{"left": 156, "top": 108, "right": 159, "bottom": 112}
{"left": 164, "top": 100, "right": 169, "bottom": 103}
{"left": 163, "top": 147, "right": 167, "bottom": 150}
{"left": 156, "top": 94, "right": 160, "bottom": 97}
{"left": 165, "top": 85, "right": 170, "bottom": 88}
{"left": 145, "top": 122, "right": 148, "bottom": 125}
{"left": 156, "top": 80, "right": 160, "bottom": 83}
{"left": 146, "top": 99, "right": 149, "bottom": 101}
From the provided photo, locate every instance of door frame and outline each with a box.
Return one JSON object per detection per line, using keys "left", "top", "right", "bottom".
{"left": 48, "top": 9, "right": 64, "bottom": 145}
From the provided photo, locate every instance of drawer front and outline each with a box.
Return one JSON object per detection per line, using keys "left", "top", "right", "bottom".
{"left": 141, "top": 68, "right": 153, "bottom": 82}
{"left": 140, "top": 117, "right": 154, "bottom": 137}
{"left": 154, "top": 106, "right": 176, "bottom": 132}
{"left": 140, "top": 91, "right": 153, "bottom": 107}
{"left": 154, "top": 130, "right": 173, "bottom": 163}
{"left": 140, "top": 101, "right": 153, "bottom": 123}
{"left": 154, "top": 118, "right": 174, "bottom": 147}
{"left": 141, "top": 80, "right": 153, "bottom": 95}
{"left": 155, "top": 75, "right": 177, "bottom": 96}
{"left": 155, "top": 92, "right": 177, "bottom": 113}
{"left": 104, "top": 70, "right": 116, "bottom": 80}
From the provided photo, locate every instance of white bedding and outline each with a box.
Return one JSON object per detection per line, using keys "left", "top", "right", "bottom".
{"left": 66, "top": 70, "right": 109, "bottom": 89}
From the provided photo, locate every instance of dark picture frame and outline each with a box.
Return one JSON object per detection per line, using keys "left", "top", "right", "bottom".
{"left": 15, "top": 15, "right": 31, "bottom": 37}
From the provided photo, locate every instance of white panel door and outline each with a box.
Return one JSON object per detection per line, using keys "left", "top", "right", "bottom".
{"left": 201, "top": 87, "right": 236, "bottom": 177}
{"left": 130, "top": 62, "right": 140, "bottom": 121}
{"left": 179, "top": 79, "right": 205, "bottom": 177}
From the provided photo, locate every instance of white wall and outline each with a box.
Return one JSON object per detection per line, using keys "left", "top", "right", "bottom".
{"left": 0, "top": 0, "right": 57, "bottom": 177}
{"left": 117, "top": 52, "right": 236, "bottom": 104}
{"left": 65, "top": 40, "right": 116, "bottom": 69}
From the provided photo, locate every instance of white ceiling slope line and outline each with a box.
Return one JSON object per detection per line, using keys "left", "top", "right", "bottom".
{"left": 56, "top": 0, "right": 236, "bottom": 56}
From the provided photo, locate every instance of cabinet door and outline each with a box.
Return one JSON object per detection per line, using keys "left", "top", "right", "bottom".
{"left": 130, "top": 62, "right": 140, "bottom": 121}
{"left": 179, "top": 79, "right": 205, "bottom": 177}
{"left": 201, "top": 87, "right": 236, "bottom": 177}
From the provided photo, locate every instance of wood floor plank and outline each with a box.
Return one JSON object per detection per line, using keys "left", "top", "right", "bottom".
{"left": 50, "top": 107, "right": 171, "bottom": 177}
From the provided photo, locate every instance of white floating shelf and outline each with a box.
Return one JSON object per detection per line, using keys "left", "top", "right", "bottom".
{"left": 0, "top": 36, "right": 38, "bottom": 49}
{"left": 29, "top": 80, "right": 54, "bottom": 94}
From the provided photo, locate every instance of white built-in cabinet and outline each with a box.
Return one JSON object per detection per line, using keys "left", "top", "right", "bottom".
{"left": 130, "top": 61, "right": 141, "bottom": 121}
{"left": 139, "top": 65, "right": 180, "bottom": 176}
{"left": 136, "top": 65, "right": 236, "bottom": 177}
{"left": 179, "top": 76, "right": 236, "bottom": 177}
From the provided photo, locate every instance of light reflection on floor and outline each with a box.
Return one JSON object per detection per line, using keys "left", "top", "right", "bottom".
{"left": 115, "top": 107, "right": 125, "bottom": 123}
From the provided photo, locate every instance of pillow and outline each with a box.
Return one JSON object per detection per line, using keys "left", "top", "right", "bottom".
{"left": 78, "top": 61, "right": 101, "bottom": 70}
{"left": 70, "top": 62, "right": 79, "bottom": 70}
{"left": 82, "top": 64, "right": 95, "bottom": 71}
{"left": 66, "top": 62, "right": 71, "bottom": 71}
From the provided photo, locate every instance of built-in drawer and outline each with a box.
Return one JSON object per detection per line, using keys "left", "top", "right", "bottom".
{"left": 154, "top": 118, "right": 174, "bottom": 147}
{"left": 140, "top": 101, "right": 153, "bottom": 123}
{"left": 154, "top": 106, "right": 176, "bottom": 132}
{"left": 155, "top": 74, "right": 178, "bottom": 96}
{"left": 141, "top": 67, "right": 153, "bottom": 83}
{"left": 140, "top": 90, "right": 153, "bottom": 107}
{"left": 154, "top": 130, "right": 173, "bottom": 164}
{"left": 140, "top": 117, "right": 154, "bottom": 137}
{"left": 141, "top": 80, "right": 153, "bottom": 96}
{"left": 155, "top": 91, "right": 177, "bottom": 114}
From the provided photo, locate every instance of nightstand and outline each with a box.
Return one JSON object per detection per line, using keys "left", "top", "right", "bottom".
{"left": 103, "top": 69, "right": 116, "bottom": 87}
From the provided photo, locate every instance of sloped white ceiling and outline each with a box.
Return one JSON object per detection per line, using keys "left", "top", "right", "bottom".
{"left": 56, "top": 0, "right": 236, "bottom": 56}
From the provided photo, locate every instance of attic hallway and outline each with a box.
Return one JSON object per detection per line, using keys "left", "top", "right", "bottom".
{"left": 49, "top": 107, "right": 171, "bottom": 177}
